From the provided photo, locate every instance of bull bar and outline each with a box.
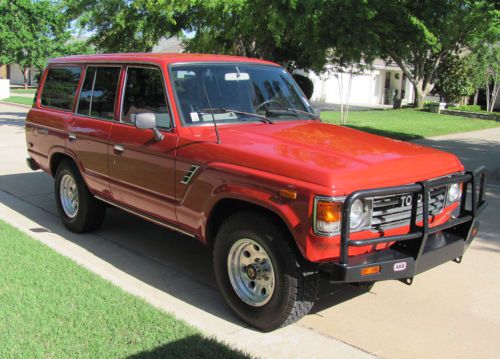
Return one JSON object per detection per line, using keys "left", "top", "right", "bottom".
{"left": 329, "top": 166, "right": 488, "bottom": 284}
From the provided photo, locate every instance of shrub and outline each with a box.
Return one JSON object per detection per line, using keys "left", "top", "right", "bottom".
{"left": 292, "top": 74, "right": 314, "bottom": 99}
{"left": 447, "top": 105, "right": 483, "bottom": 112}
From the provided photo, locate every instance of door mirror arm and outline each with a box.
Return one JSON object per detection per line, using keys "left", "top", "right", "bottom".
{"left": 152, "top": 127, "right": 164, "bottom": 141}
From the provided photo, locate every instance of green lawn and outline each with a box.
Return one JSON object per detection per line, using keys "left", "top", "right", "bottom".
{"left": 321, "top": 109, "right": 500, "bottom": 140}
{"left": 10, "top": 88, "right": 37, "bottom": 95}
{"left": 0, "top": 220, "right": 246, "bottom": 358}
{"left": 0, "top": 96, "right": 34, "bottom": 106}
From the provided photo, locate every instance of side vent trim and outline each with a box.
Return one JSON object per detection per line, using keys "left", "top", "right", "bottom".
{"left": 181, "top": 165, "right": 200, "bottom": 184}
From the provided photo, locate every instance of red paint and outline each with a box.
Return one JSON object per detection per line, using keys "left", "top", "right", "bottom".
{"left": 26, "top": 53, "right": 464, "bottom": 262}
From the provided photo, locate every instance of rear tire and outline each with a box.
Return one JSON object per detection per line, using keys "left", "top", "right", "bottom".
{"left": 54, "top": 159, "right": 105, "bottom": 233}
{"left": 213, "top": 211, "right": 318, "bottom": 331}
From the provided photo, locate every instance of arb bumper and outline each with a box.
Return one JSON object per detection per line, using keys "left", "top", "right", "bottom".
{"left": 328, "top": 166, "right": 487, "bottom": 284}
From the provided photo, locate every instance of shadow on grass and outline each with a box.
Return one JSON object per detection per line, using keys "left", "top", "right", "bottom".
{"left": 128, "top": 335, "right": 248, "bottom": 359}
{"left": 346, "top": 125, "right": 424, "bottom": 141}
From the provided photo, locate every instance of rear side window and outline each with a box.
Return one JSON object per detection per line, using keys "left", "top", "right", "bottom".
{"left": 41, "top": 67, "right": 82, "bottom": 110}
{"left": 121, "top": 67, "right": 170, "bottom": 128}
{"left": 77, "top": 66, "right": 121, "bottom": 120}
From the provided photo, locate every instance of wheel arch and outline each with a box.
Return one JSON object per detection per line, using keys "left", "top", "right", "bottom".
{"left": 50, "top": 152, "right": 74, "bottom": 177}
{"left": 205, "top": 197, "right": 305, "bottom": 259}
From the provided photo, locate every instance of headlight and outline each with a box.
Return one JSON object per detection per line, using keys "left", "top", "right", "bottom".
{"left": 447, "top": 183, "right": 461, "bottom": 203}
{"left": 350, "top": 199, "right": 365, "bottom": 229}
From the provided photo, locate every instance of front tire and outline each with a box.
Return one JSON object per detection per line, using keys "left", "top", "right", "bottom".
{"left": 213, "top": 211, "right": 318, "bottom": 331}
{"left": 54, "top": 159, "right": 105, "bottom": 233}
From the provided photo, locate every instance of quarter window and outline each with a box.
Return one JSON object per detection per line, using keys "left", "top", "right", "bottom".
{"left": 77, "top": 66, "right": 121, "bottom": 120}
{"left": 121, "top": 67, "right": 170, "bottom": 128}
{"left": 41, "top": 67, "right": 82, "bottom": 110}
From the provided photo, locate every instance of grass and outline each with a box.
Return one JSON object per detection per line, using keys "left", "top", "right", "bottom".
{"left": 0, "top": 96, "right": 34, "bottom": 106}
{"left": 0, "top": 220, "right": 247, "bottom": 359}
{"left": 320, "top": 108, "right": 500, "bottom": 140}
{"left": 10, "top": 88, "right": 37, "bottom": 95}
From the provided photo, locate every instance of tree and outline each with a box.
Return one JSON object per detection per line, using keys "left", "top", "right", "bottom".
{"left": 64, "top": 0, "right": 193, "bottom": 53}
{"left": 367, "top": 0, "right": 497, "bottom": 108}
{"left": 0, "top": 0, "right": 89, "bottom": 88}
{"left": 64, "top": 0, "right": 496, "bottom": 111}
{"left": 434, "top": 54, "right": 476, "bottom": 104}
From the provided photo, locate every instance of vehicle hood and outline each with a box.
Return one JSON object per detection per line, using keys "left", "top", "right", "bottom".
{"left": 213, "top": 121, "right": 463, "bottom": 194}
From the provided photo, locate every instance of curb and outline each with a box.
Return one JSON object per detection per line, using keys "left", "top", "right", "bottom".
{"left": 0, "top": 101, "right": 32, "bottom": 109}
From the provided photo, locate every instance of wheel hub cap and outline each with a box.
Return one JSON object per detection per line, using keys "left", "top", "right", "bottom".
{"left": 60, "top": 174, "right": 79, "bottom": 218}
{"left": 227, "top": 238, "right": 275, "bottom": 307}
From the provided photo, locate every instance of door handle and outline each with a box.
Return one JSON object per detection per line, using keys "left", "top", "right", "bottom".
{"left": 68, "top": 133, "right": 77, "bottom": 141}
{"left": 113, "top": 144, "right": 125, "bottom": 153}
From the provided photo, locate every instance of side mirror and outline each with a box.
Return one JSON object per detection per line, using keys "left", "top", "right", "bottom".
{"left": 134, "top": 112, "right": 164, "bottom": 141}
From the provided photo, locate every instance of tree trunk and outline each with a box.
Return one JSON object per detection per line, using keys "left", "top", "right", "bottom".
{"left": 485, "top": 84, "right": 490, "bottom": 112}
{"left": 413, "top": 84, "right": 424, "bottom": 109}
{"left": 23, "top": 68, "right": 30, "bottom": 90}
{"left": 490, "top": 82, "right": 499, "bottom": 113}
{"left": 473, "top": 90, "right": 479, "bottom": 106}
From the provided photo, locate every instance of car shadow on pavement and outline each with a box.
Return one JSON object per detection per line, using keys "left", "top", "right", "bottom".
{"left": 0, "top": 111, "right": 27, "bottom": 127}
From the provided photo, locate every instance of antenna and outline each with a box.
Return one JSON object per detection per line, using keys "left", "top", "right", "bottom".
{"left": 200, "top": 72, "right": 221, "bottom": 144}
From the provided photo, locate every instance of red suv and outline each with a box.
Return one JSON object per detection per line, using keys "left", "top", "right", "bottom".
{"left": 25, "top": 53, "right": 487, "bottom": 331}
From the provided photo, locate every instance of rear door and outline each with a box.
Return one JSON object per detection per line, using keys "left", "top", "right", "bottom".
{"left": 68, "top": 65, "right": 122, "bottom": 197}
{"left": 108, "top": 65, "right": 179, "bottom": 224}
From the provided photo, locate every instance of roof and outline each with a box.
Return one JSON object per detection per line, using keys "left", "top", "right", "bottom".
{"left": 48, "top": 53, "right": 279, "bottom": 66}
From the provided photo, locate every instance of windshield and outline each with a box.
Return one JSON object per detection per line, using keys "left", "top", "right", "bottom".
{"left": 170, "top": 63, "right": 315, "bottom": 125}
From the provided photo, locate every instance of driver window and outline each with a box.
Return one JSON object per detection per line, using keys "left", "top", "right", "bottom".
{"left": 121, "top": 67, "right": 171, "bottom": 128}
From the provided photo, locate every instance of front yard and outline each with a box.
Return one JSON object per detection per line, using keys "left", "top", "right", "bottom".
{"left": 320, "top": 109, "right": 500, "bottom": 140}
{"left": 0, "top": 95, "right": 34, "bottom": 106}
{"left": 0, "top": 220, "right": 245, "bottom": 358}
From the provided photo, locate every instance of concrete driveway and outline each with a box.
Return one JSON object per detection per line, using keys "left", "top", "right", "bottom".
{"left": 1, "top": 102, "right": 499, "bottom": 358}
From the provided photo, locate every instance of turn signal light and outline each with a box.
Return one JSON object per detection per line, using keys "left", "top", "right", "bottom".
{"left": 315, "top": 200, "right": 342, "bottom": 234}
{"left": 280, "top": 189, "right": 298, "bottom": 200}
{"left": 360, "top": 265, "right": 381, "bottom": 276}
{"left": 317, "top": 201, "right": 341, "bottom": 222}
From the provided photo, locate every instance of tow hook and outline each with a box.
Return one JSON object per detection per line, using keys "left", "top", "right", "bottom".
{"left": 400, "top": 277, "right": 414, "bottom": 286}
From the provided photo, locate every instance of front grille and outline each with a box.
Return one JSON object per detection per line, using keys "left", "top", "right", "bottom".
{"left": 371, "top": 186, "right": 447, "bottom": 231}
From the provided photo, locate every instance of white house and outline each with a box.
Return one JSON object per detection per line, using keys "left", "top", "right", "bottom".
{"left": 0, "top": 64, "right": 39, "bottom": 87}
{"left": 308, "top": 59, "right": 415, "bottom": 106}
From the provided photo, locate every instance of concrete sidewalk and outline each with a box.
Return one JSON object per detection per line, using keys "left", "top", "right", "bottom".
{"left": 0, "top": 103, "right": 371, "bottom": 358}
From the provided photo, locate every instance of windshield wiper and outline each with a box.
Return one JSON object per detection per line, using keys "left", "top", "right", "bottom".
{"left": 266, "top": 108, "right": 319, "bottom": 120}
{"left": 199, "top": 107, "right": 273, "bottom": 124}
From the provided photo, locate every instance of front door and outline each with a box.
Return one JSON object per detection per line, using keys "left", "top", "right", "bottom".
{"left": 108, "top": 65, "right": 179, "bottom": 224}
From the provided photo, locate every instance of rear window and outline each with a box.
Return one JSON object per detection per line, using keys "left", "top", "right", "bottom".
{"left": 77, "top": 66, "right": 121, "bottom": 120}
{"left": 41, "top": 67, "right": 82, "bottom": 110}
